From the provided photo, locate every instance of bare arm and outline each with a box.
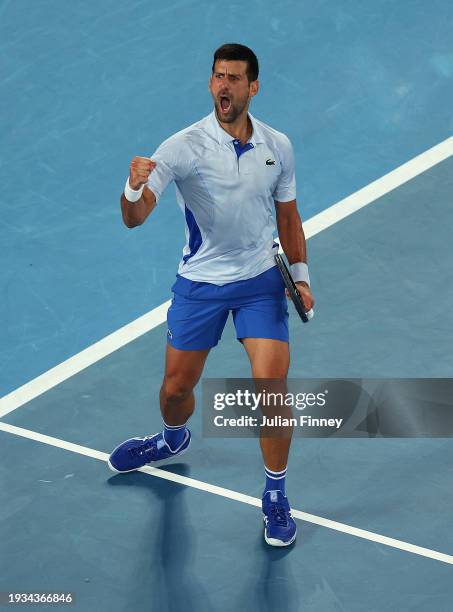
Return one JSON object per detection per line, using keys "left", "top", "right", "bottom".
{"left": 121, "top": 156, "right": 158, "bottom": 228}
{"left": 121, "top": 186, "right": 157, "bottom": 228}
{"left": 275, "top": 199, "right": 314, "bottom": 310}
{"left": 275, "top": 199, "right": 307, "bottom": 271}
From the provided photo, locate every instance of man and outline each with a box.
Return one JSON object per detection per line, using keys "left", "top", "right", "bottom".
{"left": 108, "top": 43, "right": 314, "bottom": 547}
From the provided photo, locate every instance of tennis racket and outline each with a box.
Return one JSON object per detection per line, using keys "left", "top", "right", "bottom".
{"left": 274, "top": 254, "right": 314, "bottom": 323}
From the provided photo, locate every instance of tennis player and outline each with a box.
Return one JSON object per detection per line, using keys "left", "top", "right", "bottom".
{"left": 108, "top": 43, "right": 314, "bottom": 547}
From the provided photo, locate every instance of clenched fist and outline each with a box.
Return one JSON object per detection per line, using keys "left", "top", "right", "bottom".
{"left": 129, "top": 157, "right": 156, "bottom": 190}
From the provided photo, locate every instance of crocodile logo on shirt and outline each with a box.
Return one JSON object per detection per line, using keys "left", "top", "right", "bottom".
{"left": 266, "top": 158, "right": 276, "bottom": 165}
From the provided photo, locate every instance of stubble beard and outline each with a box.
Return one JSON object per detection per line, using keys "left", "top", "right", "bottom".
{"left": 214, "top": 97, "right": 248, "bottom": 124}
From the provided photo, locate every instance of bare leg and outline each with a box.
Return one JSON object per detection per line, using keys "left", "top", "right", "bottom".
{"left": 241, "top": 338, "right": 291, "bottom": 471}
{"left": 160, "top": 344, "right": 210, "bottom": 426}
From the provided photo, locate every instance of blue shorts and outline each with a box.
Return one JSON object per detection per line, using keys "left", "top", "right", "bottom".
{"left": 166, "top": 266, "right": 289, "bottom": 350}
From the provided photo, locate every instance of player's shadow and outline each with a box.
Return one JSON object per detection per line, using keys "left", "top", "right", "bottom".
{"left": 107, "top": 464, "right": 214, "bottom": 612}
{"left": 235, "top": 532, "right": 301, "bottom": 611}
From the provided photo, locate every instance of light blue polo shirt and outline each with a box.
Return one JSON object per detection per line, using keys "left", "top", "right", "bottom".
{"left": 147, "top": 111, "right": 296, "bottom": 285}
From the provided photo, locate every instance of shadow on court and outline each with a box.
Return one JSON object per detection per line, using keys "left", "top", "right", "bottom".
{"left": 107, "top": 465, "right": 302, "bottom": 612}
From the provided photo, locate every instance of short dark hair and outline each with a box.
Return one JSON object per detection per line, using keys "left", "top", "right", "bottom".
{"left": 212, "top": 43, "right": 259, "bottom": 83}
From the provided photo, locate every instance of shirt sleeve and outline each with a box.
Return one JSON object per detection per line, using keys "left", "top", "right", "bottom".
{"left": 146, "top": 135, "right": 192, "bottom": 203}
{"left": 272, "top": 135, "right": 297, "bottom": 203}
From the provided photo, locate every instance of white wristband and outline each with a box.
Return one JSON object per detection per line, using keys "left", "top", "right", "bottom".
{"left": 290, "top": 262, "right": 310, "bottom": 286}
{"left": 124, "top": 177, "right": 145, "bottom": 203}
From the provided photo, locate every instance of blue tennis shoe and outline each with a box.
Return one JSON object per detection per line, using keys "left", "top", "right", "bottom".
{"left": 262, "top": 490, "right": 297, "bottom": 546}
{"left": 108, "top": 430, "right": 191, "bottom": 473}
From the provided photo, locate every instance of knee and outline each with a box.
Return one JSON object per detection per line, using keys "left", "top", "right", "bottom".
{"left": 253, "top": 370, "right": 288, "bottom": 380}
{"left": 160, "top": 375, "right": 194, "bottom": 405}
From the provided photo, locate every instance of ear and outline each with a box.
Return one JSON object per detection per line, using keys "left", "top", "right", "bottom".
{"left": 249, "top": 79, "right": 259, "bottom": 98}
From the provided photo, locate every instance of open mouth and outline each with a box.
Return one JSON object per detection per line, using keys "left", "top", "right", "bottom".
{"left": 219, "top": 95, "right": 231, "bottom": 113}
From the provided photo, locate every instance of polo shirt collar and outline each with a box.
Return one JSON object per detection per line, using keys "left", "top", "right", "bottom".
{"left": 206, "top": 110, "right": 264, "bottom": 146}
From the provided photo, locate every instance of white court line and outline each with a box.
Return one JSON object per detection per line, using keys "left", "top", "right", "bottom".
{"left": 303, "top": 136, "right": 453, "bottom": 238}
{"left": 0, "top": 420, "right": 452, "bottom": 565}
{"left": 0, "top": 135, "right": 452, "bottom": 419}
{"left": 0, "top": 300, "right": 169, "bottom": 419}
